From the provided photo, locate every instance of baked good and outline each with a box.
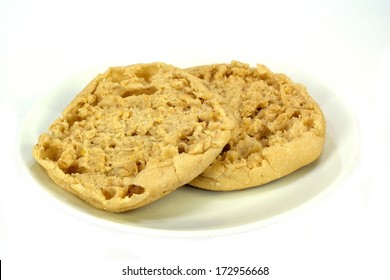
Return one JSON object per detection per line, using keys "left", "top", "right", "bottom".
{"left": 187, "top": 61, "right": 326, "bottom": 191}
{"left": 33, "top": 63, "right": 233, "bottom": 212}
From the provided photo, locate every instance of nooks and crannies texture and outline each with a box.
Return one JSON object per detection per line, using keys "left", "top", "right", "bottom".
{"left": 187, "top": 61, "right": 326, "bottom": 190}
{"left": 33, "top": 63, "right": 234, "bottom": 212}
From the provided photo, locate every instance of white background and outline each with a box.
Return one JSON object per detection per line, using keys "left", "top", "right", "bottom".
{"left": 1, "top": 0, "right": 389, "bottom": 279}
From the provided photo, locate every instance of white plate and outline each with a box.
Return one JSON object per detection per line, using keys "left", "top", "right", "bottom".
{"left": 18, "top": 65, "right": 359, "bottom": 237}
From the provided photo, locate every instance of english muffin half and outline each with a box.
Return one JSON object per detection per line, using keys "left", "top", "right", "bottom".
{"left": 33, "top": 63, "right": 234, "bottom": 212}
{"left": 187, "top": 61, "right": 326, "bottom": 191}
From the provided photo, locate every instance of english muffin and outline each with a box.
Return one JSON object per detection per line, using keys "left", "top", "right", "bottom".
{"left": 187, "top": 61, "right": 326, "bottom": 191}
{"left": 33, "top": 63, "right": 233, "bottom": 212}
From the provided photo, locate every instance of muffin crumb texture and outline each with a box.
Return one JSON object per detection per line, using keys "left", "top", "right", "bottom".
{"left": 33, "top": 63, "right": 233, "bottom": 211}
{"left": 187, "top": 61, "right": 326, "bottom": 190}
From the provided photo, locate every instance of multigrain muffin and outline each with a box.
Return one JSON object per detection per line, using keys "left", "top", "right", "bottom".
{"left": 187, "top": 61, "right": 326, "bottom": 191}
{"left": 33, "top": 63, "right": 234, "bottom": 212}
